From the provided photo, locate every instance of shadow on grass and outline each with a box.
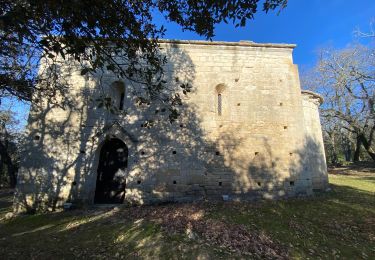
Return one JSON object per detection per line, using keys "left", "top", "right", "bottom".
{"left": 207, "top": 182, "right": 375, "bottom": 259}
{"left": 0, "top": 204, "right": 227, "bottom": 259}
{"left": 329, "top": 162, "right": 375, "bottom": 175}
{"left": 0, "top": 189, "right": 13, "bottom": 220}
{"left": 361, "top": 176, "right": 375, "bottom": 182}
{"left": 0, "top": 176, "right": 374, "bottom": 259}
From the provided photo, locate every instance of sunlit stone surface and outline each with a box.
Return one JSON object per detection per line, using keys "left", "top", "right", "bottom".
{"left": 15, "top": 40, "right": 328, "bottom": 211}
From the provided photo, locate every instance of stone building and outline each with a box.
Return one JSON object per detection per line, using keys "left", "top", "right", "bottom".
{"left": 15, "top": 40, "right": 328, "bottom": 211}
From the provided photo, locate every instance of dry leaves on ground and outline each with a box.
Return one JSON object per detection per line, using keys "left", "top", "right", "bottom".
{"left": 115, "top": 202, "right": 288, "bottom": 259}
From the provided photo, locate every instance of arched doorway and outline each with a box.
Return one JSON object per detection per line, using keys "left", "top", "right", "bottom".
{"left": 94, "top": 138, "right": 128, "bottom": 204}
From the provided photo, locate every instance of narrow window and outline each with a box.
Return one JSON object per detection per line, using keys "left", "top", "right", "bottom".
{"left": 119, "top": 92, "right": 125, "bottom": 110}
{"left": 218, "top": 94, "right": 222, "bottom": 116}
{"left": 111, "top": 81, "right": 126, "bottom": 110}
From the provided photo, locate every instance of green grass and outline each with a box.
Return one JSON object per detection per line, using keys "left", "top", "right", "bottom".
{"left": 0, "top": 209, "right": 225, "bottom": 259}
{"left": 329, "top": 173, "right": 375, "bottom": 193}
{"left": 208, "top": 174, "right": 375, "bottom": 259}
{"left": 0, "top": 169, "right": 374, "bottom": 259}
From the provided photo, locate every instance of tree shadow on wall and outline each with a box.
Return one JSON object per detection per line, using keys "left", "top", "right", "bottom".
{"left": 14, "top": 60, "right": 95, "bottom": 211}
{"left": 14, "top": 44, "right": 327, "bottom": 212}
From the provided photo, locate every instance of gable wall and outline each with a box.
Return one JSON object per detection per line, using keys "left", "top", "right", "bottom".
{"left": 15, "top": 41, "right": 325, "bottom": 210}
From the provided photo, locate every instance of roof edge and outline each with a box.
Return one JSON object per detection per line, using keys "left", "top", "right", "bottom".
{"left": 301, "top": 90, "right": 324, "bottom": 104}
{"left": 158, "top": 39, "right": 296, "bottom": 49}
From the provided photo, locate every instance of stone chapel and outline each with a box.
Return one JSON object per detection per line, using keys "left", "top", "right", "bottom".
{"left": 15, "top": 40, "right": 328, "bottom": 211}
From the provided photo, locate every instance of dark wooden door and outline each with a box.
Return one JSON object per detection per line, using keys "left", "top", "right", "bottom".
{"left": 94, "top": 138, "right": 128, "bottom": 203}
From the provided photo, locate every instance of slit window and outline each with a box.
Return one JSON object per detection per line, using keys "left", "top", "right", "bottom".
{"left": 119, "top": 92, "right": 125, "bottom": 110}
{"left": 218, "top": 94, "right": 222, "bottom": 116}
{"left": 111, "top": 81, "right": 125, "bottom": 111}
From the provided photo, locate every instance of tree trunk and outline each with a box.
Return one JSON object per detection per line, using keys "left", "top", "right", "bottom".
{"left": 327, "top": 132, "right": 338, "bottom": 165}
{"left": 0, "top": 140, "right": 17, "bottom": 187}
{"left": 359, "top": 134, "right": 375, "bottom": 161}
{"left": 344, "top": 139, "right": 352, "bottom": 161}
{"left": 353, "top": 136, "right": 362, "bottom": 162}
{"left": 0, "top": 123, "right": 17, "bottom": 187}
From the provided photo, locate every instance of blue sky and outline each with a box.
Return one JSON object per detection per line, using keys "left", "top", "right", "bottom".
{"left": 2, "top": 0, "right": 375, "bottom": 130}
{"left": 157, "top": 0, "right": 375, "bottom": 66}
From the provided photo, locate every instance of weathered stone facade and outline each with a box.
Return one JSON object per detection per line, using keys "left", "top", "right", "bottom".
{"left": 15, "top": 40, "right": 328, "bottom": 211}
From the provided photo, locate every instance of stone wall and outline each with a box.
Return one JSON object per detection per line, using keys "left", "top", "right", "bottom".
{"left": 15, "top": 40, "right": 327, "bottom": 211}
{"left": 301, "top": 91, "right": 328, "bottom": 190}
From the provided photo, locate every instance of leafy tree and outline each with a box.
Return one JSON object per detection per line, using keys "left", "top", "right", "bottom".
{"left": 1, "top": 1, "right": 288, "bottom": 188}
{"left": 0, "top": 0, "right": 287, "bottom": 118}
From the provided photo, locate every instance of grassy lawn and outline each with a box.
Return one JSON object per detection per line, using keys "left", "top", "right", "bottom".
{"left": 0, "top": 167, "right": 374, "bottom": 259}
